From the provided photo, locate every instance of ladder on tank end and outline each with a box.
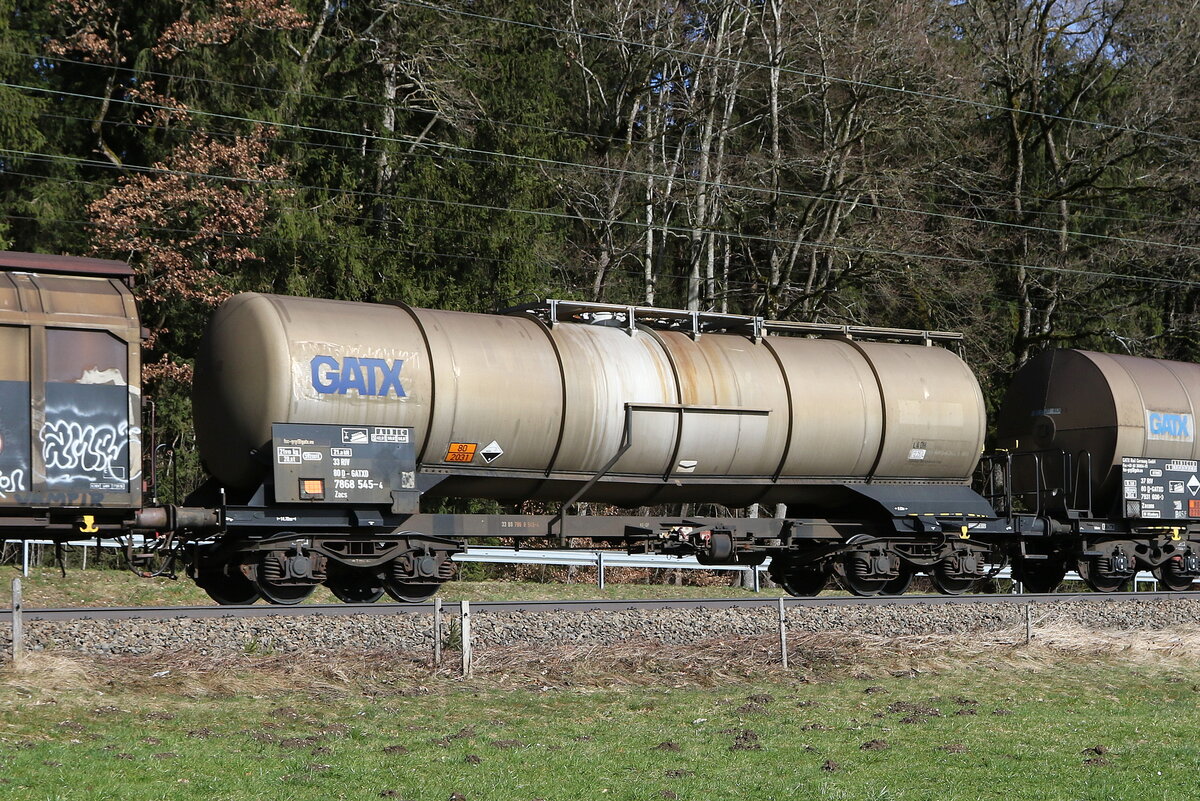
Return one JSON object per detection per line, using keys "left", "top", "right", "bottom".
{"left": 979, "top": 449, "right": 1095, "bottom": 519}
{"left": 503, "top": 298, "right": 964, "bottom": 347}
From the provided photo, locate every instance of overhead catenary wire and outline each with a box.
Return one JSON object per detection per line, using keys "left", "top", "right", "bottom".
{"left": 0, "top": 169, "right": 1046, "bottom": 309}
{"left": 22, "top": 51, "right": 680, "bottom": 162}
{"left": 30, "top": 105, "right": 1200, "bottom": 235}
{"left": 4, "top": 147, "right": 1197, "bottom": 291}
{"left": 0, "top": 163, "right": 1149, "bottom": 310}
{"left": 0, "top": 210, "right": 1066, "bottom": 314}
{"left": 7, "top": 81, "right": 1200, "bottom": 262}
{"left": 26, "top": 53, "right": 1200, "bottom": 231}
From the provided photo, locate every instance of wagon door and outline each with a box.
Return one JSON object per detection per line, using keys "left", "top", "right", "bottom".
{"left": 40, "top": 327, "right": 134, "bottom": 503}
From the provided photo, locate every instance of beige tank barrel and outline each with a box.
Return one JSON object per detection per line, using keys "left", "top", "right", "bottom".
{"left": 855, "top": 341, "right": 988, "bottom": 479}
{"left": 193, "top": 293, "right": 987, "bottom": 506}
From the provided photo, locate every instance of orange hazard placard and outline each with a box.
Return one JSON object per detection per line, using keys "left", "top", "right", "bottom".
{"left": 1189, "top": 499, "right": 1200, "bottom": 518}
{"left": 444, "top": 442, "right": 477, "bottom": 463}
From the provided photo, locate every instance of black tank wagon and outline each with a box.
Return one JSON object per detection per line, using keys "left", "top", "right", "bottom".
{"left": 0, "top": 250, "right": 1196, "bottom": 603}
{"left": 995, "top": 349, "right": 1200, "bottom": 592}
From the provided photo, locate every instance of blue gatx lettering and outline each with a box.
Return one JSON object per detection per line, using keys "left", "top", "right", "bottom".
{"left": 311, "top": 356, "right": 405, "bottom": 397}
{"left": 1148, "top": 412, "right": 1191, "bottom": 438}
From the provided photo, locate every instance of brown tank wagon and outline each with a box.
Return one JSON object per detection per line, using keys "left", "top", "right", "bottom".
{"left": 994, "top": 349, "right": 1200, "bottom": 592}
{"left": 999, "top": 348, "right": 1200, "bottom": 509}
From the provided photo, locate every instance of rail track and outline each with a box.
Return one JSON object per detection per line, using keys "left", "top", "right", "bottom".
{"left": 3, "top": 590, "right": 1196, "bottom": 623}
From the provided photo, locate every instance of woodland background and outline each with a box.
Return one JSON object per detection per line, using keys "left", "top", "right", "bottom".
{"left": 3, "top": 0, "right": 1200, "bottom": 499}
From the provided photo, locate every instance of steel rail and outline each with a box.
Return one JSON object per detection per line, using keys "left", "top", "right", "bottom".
{"left": 1, "top": 590, "right": 1196, "bottom": 623}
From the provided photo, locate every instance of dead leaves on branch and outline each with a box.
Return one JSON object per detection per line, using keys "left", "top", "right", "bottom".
{"left": 143, "top": 354, "right": 195, "bottom": 386}
{"left": 125, "top": 82, "right": 192, "bottom": 128}
{"left": 87, "top": 127, "right": 290, "bottom": 321}
{"left": 47, "top": 1, "right": 310, "bottom": 64}
{"left": 45, "top": 0, "right": 129, "bottom": 63}
{"left": 153, "top": 0, "right": 311, "bottom": 61}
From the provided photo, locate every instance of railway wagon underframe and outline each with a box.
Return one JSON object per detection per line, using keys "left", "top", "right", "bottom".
{"left": 181, "top": 418, "right": 1018, "bottom": 604}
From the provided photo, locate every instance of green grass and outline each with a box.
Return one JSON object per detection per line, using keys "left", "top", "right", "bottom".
{"left": 1, "top": 567, "right": 782, "bottom": 609}
{"left": 0, "top": 660, "right": 1196, "bottom": 800}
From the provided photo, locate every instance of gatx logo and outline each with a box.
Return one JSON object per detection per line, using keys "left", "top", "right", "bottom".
{"left": 1146, "top": 411, "right": 1193, "bottom": 441}
{"left": 310, "top": 356, "right": 405, "bottom": 397}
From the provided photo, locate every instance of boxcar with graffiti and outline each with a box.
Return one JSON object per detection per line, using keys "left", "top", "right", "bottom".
{"left": 0, "top": 251, "right": 143, "bottom": 538}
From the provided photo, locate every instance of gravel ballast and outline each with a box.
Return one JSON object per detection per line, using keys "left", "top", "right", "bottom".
{"left": 3, "top": 597, "right": 1198, "bottom": 658}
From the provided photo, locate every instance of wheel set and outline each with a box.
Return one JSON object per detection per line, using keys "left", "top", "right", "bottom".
{"left": 193, "top": 544, "right": 455, "bottom": 606}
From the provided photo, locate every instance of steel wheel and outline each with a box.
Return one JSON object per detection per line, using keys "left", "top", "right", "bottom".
{"left": 880, "top": 567, "right": 914, "bottom": 596}
{"left": 197, "top": 567, "right": 260, "bottom": 606}
{"left": 253, "top": 576, "right": 317, "bottom": 605}
{"left": 839, "top": 550, "right": 895, "bottom": 596}
{"left": 328, "top": 580, "right": 386, "bottom": 604}
{"left": 384, "top": 579, "right": 442, "bottom": 603}
{"left": 1076, "top": 557, "right": 1129, "bottom": 593}
{"left": 768, "top": 556, "right": 828, "bottom": 597}
{"left": 930, "top": 562, "right": 976, "bottom": 596}
{"left": 841, "top": 573, "right": 889, "bottom": 596}
{"left": 838, "top": 556, "right": 889, "bottom": 596}
{"left": 1013, "top": 560, "right": 1066, "bottom": 593}
{"left": 1152, "top": 558, "right": 1195, "bottom": 592}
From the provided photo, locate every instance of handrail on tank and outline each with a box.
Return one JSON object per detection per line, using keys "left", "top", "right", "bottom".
{"left": 503, "top": 299, "right": 763, "bottom": 339}
{"left": 548, "top": 402, "right": 771, "bottom": 543}
{"left": 503, "top": 298, "right": 964, "bottom": 344}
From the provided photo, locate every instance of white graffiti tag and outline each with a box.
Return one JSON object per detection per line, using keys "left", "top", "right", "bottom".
{"left": 40, "top": 418, "right": 128, "bottom": 482}
{"left": 0, "top": 468, "right": 25, "bottom": 497}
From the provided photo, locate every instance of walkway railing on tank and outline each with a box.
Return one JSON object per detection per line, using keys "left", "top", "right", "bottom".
{"left": 504, "top": 298, "right": 964, "bottom": 345}
{"left": 547, "top": 401, "right": 771, "bottom": 544}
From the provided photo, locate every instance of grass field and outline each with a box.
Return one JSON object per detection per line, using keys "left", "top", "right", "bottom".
{"left": 1, "top": 567, "right": 783, "bottom": 608}
{"left": 0, "top": 645, "right": 1196, "bottom": 801}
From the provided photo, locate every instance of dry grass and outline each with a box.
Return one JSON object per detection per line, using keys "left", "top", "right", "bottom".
{"left": 5, "top": 622, "right": 1199, "bottom": 703}
{"left": 3, "top": 653, "right": 95, "bottom": 695}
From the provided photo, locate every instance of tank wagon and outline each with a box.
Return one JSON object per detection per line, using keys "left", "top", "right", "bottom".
{"left": 995, "top": 349, "right": 1200, "bottom": 591}
{"left": 184, "top": 293, "right": 1011, "bottom": 602}
{"left": 0, "top": 250, "right": 1196, "bottom": 603}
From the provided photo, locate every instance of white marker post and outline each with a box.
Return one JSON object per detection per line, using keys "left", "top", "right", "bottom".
{"left": 11, "top": 578, "right": 24, "bottom": 666}
{"left": 433, "top": 598, "right": 443, "bottom": 668}
{"left": 777, "top": 597, "right": 788, "bottom": 670}
{"left": 460, "top": 600, "right": 472, "bottom": 677}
